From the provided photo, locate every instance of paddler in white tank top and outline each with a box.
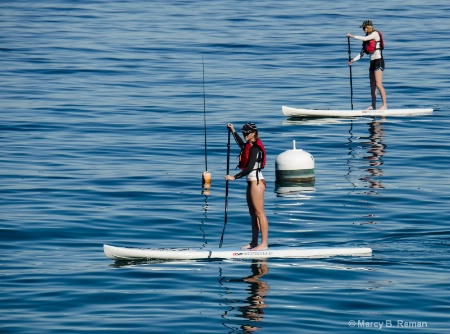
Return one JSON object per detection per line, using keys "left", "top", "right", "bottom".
{"left": 347, "top": 20, "right": 387, "bottom": 111}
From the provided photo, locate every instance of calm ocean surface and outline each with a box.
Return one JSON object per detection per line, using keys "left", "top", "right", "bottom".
{"left": 1, "top": 1, "right": 449, "bottom": 333}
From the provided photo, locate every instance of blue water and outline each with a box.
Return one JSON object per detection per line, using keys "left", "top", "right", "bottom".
{"left": 1, "top": 1, "right": 449, "bottom": 333}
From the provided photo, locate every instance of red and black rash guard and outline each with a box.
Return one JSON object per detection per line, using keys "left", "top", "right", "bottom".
{"left": 231, "top": 131, "right": 263, "bottom": 180}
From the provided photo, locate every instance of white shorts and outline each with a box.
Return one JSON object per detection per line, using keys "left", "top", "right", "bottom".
{"left": 246, "top": 170, "right": 264, "bottom": 182}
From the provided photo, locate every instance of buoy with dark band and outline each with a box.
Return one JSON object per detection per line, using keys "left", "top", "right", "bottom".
{"left": 275, "top": 140, "right": 315, "bottom": 186}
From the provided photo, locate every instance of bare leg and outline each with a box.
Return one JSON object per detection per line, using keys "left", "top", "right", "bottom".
{"left": 368, "top": 71, "right": 377, "bottom": 110}
{"left": 374, "top": 69, "right": 387, "bottom": 110}
{"left": 241, "top": 190, "right": 255, "bottom": 250}
{"left": 246, "top": 180, "right": 268, "bottom": 251}
{"left": 243, "top": 183, "right": 258, "bottom": 249}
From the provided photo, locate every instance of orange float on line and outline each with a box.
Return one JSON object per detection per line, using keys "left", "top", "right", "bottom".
{"left": 202, "top": 171, "right": 211, "bottom": 188}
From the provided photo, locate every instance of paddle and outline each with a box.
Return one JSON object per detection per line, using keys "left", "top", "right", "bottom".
{"left": 347, "top": 36, "right": 354, "bottom": 110}
{"left": 219, "top": 127, "right": 231, "bottom": 248}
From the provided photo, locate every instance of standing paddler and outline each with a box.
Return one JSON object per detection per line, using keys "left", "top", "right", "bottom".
{"left": 347, "top": 20, "right": 387, "bottom": 110}
{"left": 225, "top": 122, "right": 269, "bottom": 251}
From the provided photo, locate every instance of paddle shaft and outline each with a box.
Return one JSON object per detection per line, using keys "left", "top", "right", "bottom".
{"left": 347, "top": 37, "right": 354, "bottom": 110}
{"left": 219, "top": 128, "right": 231, "bottom": 248}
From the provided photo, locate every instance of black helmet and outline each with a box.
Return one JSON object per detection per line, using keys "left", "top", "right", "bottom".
{"left": 242, "top": 122, "right": 257, "bottom": 132}
{"left": 360, "top": 20, "right": 373, "bottom": 28}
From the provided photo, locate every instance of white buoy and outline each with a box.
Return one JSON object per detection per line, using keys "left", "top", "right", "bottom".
{"left": 275, "top": 140, "right": 315, "bottom": 191}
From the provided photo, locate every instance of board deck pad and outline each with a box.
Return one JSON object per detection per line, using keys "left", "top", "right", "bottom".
{"left": 282, "top": 105, "right": 433, "bottom": 118}
{"left": 104, "top": 244, "right": 372, "bottom": 261}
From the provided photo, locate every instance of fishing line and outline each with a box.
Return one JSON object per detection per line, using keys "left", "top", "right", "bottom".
{"left": 202, "top": 54, "right": 211, "bottom": 190}
{"left": 202, "top": 54, "right": 208, "bottom": 171}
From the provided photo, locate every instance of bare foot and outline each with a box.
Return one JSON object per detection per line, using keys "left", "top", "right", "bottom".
{"left": 377, "top": 105, "right": 387, "bottom": 110}
{"left": 251, "top": 244, "right": 268, "bottom": 251}
{"left": 365, "top": 105, "right": 374, "bottom": 110}
{"left": 241, "top": 243, "right": 256, "bottom": 250}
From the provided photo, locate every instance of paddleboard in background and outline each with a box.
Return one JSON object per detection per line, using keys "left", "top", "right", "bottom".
{"left": 282, "top": 105, "right": 433, "bottom": 118}
{"left": 103, "top": 244, "right": 372, "bottom": 261}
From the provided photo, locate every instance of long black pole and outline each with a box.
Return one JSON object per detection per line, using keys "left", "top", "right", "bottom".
{"left": 347, "top": 37, "right": 354, "bottom": 110}
{"left": 219, "top": 128, "right": 231, "bottom": 248}
{"left": 202, "top": 55, "right": 208, "bottom": 171}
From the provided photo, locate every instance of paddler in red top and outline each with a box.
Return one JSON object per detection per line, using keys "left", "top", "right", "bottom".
{"left": 347, "top": 20, "right": 387, "bottom": 111}
{"left": 225, "top": 122, "right": 269, "bottom": 251}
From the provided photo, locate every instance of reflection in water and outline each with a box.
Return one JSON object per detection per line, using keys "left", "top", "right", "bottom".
{"left": 346, "top": 118, "right": 387, "bottom": 226}
{"left": 347, "top": 118, "right": 386, "bottom": 191}
{"left": 221, "top": 260, "right": 270, "bottom": 333}
{"left": 274, "top": 181, "right": 316, "bottom": 198}
{"left": 199, "top": 191, "right": 209, "bottom": 248}
{"left": 345, "top": 121, "right": 357, "bottom": 188}
{"left": 361, "top": 118, "right": 386, "bottom": 190}
{"left": 239, "top": 260, "right": 269, "bottom": 331}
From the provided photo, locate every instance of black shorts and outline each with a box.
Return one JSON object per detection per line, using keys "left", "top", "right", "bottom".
{"left": 369, "top": 58, "right": 385, "bottom": 72}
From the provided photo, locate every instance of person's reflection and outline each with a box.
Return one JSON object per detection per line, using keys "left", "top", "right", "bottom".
{"left": 239, "top": 260, "right": 269, "bottom": 332}
{"left": 361, "top": 117, "right": 386, "bottom": 189}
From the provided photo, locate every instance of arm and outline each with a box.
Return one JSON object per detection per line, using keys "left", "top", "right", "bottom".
{"left": 346, "top": 32, "right": 372, "bottom": 64}
{"left": 350, "top": 49, "right": 364, "bottom": 63}
{"left": 232, "top": 131, "right": 245, "bottom": 149}
{"left": 352, "top": 31, "right": 379, "bottom": 42}
{"left": 227, "top": 123, "right": 245, "bottom": 149}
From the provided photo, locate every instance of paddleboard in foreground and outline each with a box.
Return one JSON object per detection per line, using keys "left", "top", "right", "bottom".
{"left": 282, "top": 105, "right": 433, "bottom": 118}
{"left": 104, "top": 244, "right": 372, "bottom": 261}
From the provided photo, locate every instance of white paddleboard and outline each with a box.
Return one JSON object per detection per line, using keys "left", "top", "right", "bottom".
{"left": 103, "top": 244, "right": 372, "bottom": 261}
{"left": 282, "top": 105, "right": 433, "bottom": 118}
